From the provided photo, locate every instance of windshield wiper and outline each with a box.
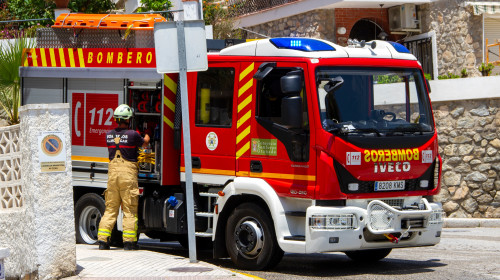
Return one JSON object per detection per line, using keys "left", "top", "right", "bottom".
{"left": 342, "top": 127, "right": 381, "bottom": 137}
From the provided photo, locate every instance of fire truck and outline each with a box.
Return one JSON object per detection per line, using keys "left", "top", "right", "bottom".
{"left": 21, "top": 13, "right": 443, "bottom": 270}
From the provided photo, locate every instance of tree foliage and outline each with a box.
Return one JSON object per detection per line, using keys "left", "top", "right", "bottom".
{"left": 136, "top": 0, "right": 172, "bottom": 12}
{"left": 203, "top": 0, "right": 241, "bottom": 39}
{"left": 4, "top": 0, "right": 116, "bottom": 29}
{"left": 0, "top": 35, "right": 34, "bottom": 124}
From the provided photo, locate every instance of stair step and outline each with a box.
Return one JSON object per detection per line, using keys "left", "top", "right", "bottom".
{"left": 195, "top": 212, "right": 214, "bottom": 218}
{"left": 199, "top": 192, "right": 219, "bottom": 198}
{"left": 285, "top": 211, "right": 306, "bottom": 217}
{"left": 195, "top": 232, "right": 213, "bottom": 237}
{"left": 284, "top": 235, "right": 305, "bottom": 241}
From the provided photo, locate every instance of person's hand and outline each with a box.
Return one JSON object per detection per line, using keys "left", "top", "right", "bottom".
{"left": 143, "top": 134, "right": 150, "bottom": 147}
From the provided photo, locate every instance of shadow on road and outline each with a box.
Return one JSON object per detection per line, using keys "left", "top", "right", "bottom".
{"left": 139, "top": 240, "right": 446, "bottom": 278}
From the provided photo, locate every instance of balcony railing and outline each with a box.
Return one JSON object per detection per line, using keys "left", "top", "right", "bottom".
{"left": 228, "top": 0, "right": 301, "bottom": 17}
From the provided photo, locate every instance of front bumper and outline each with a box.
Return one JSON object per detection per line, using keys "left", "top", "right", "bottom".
{"left": 304, "top": 198, "right": 443, "bottom": 253}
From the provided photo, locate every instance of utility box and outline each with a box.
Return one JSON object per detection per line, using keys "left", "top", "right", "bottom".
{"left": 389, "top": 4, "right": 418, "bottom": 31}
{"left": 0, "top": 248, "right": 10, "bottom": 280}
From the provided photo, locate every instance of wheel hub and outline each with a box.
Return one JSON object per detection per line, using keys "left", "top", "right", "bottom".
{"left": 79, "top": 205, "right": 102, "bottom": 244}
{"left": 234, "top": 220, "right": 263, "bottom": 258}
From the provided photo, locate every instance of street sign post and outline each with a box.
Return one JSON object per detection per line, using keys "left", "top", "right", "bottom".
{"left": 154, "top": 20, "right": 208, "bottom": 263}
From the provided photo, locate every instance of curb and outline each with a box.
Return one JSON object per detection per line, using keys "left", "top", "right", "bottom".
{"left": 443, "top": 218, "right": 500, "bottom": 228}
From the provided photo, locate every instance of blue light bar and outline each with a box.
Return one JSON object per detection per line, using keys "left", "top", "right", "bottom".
{"left": 270, "top": 38, "right": 335, "bottom": 52}
{"left": 388, "top": 41, "right": 410, "bottom": 53}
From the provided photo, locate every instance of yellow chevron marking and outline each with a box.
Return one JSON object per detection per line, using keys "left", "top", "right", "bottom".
{"left": 23, "top": 50, "right": 29, "bottom": 67}
{"left": 239, "top": 63, "right": 254, "bottom": 81}
{"left": 180, "top": 167, "right": 235, "bottom": 176}
{"left": 237, "top": 95, "right": 252, "bottom": 113}
{"left": 164, "top": 96, "right": 175, "bottom": 113}
{"left": 30, "top": 49, "right": 38, "bottom": 67}
{"left": 163, "top": 116, "right": 174, "bottom": 129}
{"left": 236, "top": 142, "right": 250, "bottom": 159}
{"left": 40, "top": 48, "right": 47, "bottom": 67}
{"left": 237, "top": 110, "right": 251, "bottom": 129}
{"left": 78, "top": 48, "right": 85, "bottom": 67}
{"left": 49, "top": 48, "right": 56, "bottom": 67}
{"left": 58, "top": 48, "right": 66, "bottom": 67}
{"left": 68, "top": 48, "right": 76, "bottom": 67}
{"left": 238, "top": 79, "right": 253, "bottom": 97}
{"left": 164, "top": 74, "right": 177, "bottom": 93}
{"left": 236, "top": 126, "right": 250, "bottom": 145}
{"left": 72, "top": 155, "right": 109, "bottom": 163}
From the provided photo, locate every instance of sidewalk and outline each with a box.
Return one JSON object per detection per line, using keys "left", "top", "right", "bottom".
{"left": 63, "top": 241, "right": 253, "bottom": 280}
{"left": 63, "top": 219, "right": 500, "bottom": 279}
{"left": 444, "top": 218, "right": 500, "bottom": 228}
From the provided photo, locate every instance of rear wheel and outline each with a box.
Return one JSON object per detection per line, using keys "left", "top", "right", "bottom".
{"left": 225, "top": 203, "right": 283, "bottom": 270}
{"left": 344, "top": 248, "right": 392, "bottom": 262}
{"left": 75, "top": 193, "right": 105, "bottom": 244}
{"left": 74, "top": 192, "right": 122, "bottom": 246}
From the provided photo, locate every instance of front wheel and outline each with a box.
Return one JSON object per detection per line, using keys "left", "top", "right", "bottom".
{"left": 225, "top": 203, "right": 283, "bottom": 270}
{"left": 344, "top": 248, "right": 392, "bottom": 262}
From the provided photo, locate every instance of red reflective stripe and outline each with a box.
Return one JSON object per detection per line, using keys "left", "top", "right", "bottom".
{"left": 108, "top": 145, "right": 136, "bottom": 148}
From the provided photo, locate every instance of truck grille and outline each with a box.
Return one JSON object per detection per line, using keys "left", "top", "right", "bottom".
{"left": 333, "top": 160, "right": 436, "bottom": 194}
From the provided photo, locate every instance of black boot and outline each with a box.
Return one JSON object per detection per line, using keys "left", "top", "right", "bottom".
{"left": 124, "top": 242, "right": 140, "bottom": 251}
{"left": 98, "top": 240, "right": 110, "bottom": 250}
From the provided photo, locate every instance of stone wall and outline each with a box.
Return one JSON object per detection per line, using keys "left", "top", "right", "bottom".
{"left": 433, "top": 98, "right": 500, "bottom": 218}
{"left": 420, "top": 0, "right": 483, "bottom": 77}
{"left": 245, "top": 9, "right": 335, "bottom": 41}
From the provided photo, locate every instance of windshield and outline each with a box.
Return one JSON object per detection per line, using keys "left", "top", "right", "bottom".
{"left": 317, "top": 67, "right": 433, "bottom": 135}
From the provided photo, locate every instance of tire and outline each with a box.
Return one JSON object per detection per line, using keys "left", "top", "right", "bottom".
{"left": 75, "top": 193, "right": 106, "bottom": 244}
{"left": 225, "top": 203, "right": 284, "bottom": 270}
{"left": 344, "top": 248, "right": 392, "bottom": 262}
{"left": 74, "top": 192, "right": 122, "bottom": 246}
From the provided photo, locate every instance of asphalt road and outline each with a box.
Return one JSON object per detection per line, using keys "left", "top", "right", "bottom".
{"left": 139, "top": 227, "right": 500, "bottom": 280}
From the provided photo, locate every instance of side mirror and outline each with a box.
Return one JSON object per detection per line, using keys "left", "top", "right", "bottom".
{"left": 281, "top": 96, "right": 302, "bottom": 129}
{"left": 281, "top": 73, "right": 303, "bottom": 96}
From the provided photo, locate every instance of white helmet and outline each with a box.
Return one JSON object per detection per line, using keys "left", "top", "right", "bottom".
{"left": 114, "top": 104, "right": 133, "bottom": 120}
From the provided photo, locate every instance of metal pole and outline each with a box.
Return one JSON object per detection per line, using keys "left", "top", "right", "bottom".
{"left": 176, "top": 20, "right": 197, "bottom": 263}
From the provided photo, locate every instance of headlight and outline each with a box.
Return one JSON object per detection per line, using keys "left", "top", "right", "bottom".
{"left": 309, "top": 214, "right": 357, "bottom": 230}
{"left": 429, "top": 209, "right": 444, "bottom": 224}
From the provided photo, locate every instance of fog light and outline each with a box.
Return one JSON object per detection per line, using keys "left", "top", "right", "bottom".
{"left": 420, "top": 180, "right": 429, "bottom": 188}
{"left": 429, "top": 209, "right": 444, "bottom": 224}
{"left": 310, "top": 214, "right": 356, "bottom": 230}
{"left": 348, "top": 183, "right": 359, "bottom": 191}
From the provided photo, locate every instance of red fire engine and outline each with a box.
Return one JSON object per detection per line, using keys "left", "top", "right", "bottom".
{"left": 21, "top": 14, "right": 443, "bottom": 270}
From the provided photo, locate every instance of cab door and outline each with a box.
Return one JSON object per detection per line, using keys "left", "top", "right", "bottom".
{"left": 236, "top": 61, "right": 317, "bottom": 198}
{"left": 187, "top": 62, "right": 240, "bottom": 184}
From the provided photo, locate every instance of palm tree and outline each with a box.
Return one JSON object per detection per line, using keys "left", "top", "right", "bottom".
{"left": 0, "top": 35, "right": 33, "bottom": 125}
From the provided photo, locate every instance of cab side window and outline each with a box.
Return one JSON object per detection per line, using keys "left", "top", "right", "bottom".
{"left": 195, "top": 68, "right": 235, "bottom": 127}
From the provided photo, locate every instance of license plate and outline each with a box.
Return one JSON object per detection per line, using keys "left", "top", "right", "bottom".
{"left": 375, "top": 180, "right": 405, "bottom": 191}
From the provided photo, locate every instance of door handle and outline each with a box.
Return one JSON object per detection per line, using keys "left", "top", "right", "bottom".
{"left": 250, "top": 160, "right": 262, "bottom": 173}
{"left": 192, "top": 157, "right": 201, "bottom": 169}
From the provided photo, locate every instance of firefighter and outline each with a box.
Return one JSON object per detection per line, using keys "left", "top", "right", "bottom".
{"left": 97, "top": 104, "right": 150, "bottom": 250}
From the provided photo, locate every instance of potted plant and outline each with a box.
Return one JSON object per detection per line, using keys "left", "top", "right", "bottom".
{"left": 478, "top": 62, "right": 495, "bottom": 76}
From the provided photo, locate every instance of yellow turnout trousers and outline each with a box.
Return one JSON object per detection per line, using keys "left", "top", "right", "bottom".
{"left": 98, "top": 152, "right": 140, "bottom": 243}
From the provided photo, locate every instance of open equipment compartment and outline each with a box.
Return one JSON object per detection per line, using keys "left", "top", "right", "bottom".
{"left": 127, "top": 80, "right": 163, "bottom": 182}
